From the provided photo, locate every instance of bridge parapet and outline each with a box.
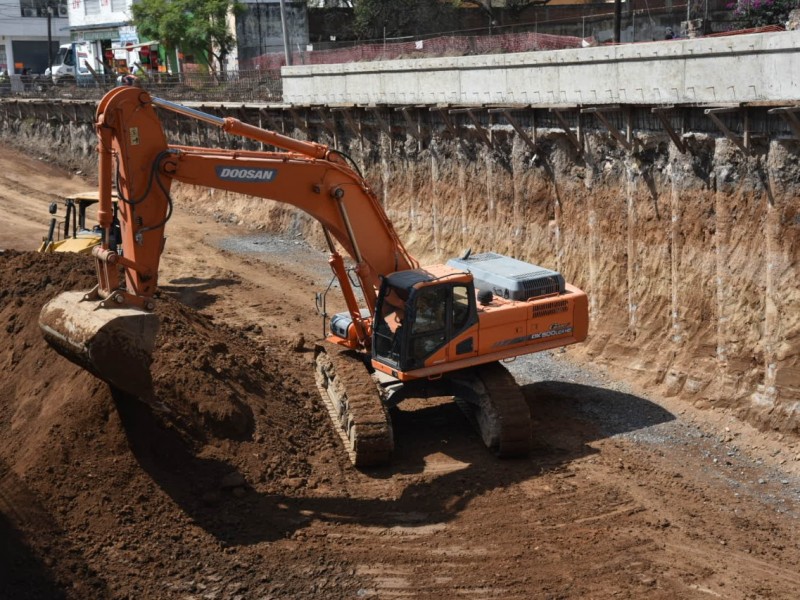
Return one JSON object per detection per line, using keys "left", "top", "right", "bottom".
{"left": 282, "top": 31, "right": 800, "bottom": 107}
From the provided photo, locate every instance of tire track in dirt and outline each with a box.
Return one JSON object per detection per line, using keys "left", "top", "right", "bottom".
{"left": 664, "top": 542, "right": 800, "bottom": 588}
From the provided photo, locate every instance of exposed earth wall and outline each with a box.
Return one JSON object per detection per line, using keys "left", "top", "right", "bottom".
{"left": 2, "top": 102, "right": 798, "bottom": 434}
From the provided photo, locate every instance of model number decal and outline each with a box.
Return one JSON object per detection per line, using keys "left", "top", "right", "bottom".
{"left": 215, "top": 166, "right": 277, "bottom": 182}
{"left": 492, "top": 326, "right": 573, "bottom": 348}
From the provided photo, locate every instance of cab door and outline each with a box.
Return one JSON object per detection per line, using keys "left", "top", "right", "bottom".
{"left": 405, "top": 285, "right": 449, "bottom": 369}
{"left": 405, "top": 283, "right": 477, "bottom": 371}
{"left": 448, "top": 283, "right": 478, "bottom": 361}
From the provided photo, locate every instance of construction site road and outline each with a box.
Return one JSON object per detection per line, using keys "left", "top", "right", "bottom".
{"left": 1, "top": 145, "right": 799, "bottom": 599}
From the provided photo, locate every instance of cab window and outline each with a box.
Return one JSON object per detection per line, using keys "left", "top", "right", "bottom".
{"left": 409, "top": 287, "right": 448, "bottom": 364}
{"left": 411, "top": 287, "right": 448, "bottom": 335}
{"left": 452, "top": 285, "right": 470, "bottom": 330}
{"left": 373, "top": 284, "right": 408, "bottom": 366}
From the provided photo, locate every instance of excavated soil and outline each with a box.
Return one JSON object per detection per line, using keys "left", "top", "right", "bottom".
{"left": 1, "top": 146, "right": 800, "bottom": 599}
{"left": 0, "top": 250, "right": 357, "bottom": 598}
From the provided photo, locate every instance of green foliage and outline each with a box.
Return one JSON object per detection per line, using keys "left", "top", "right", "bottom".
{"left": 353, "top": 0, "right": 458, "bottom": 40}
{"left": 132, "top": 0, "right": 243, "bottom": 70}
{"left": 730, "top": 0, "right": 800, "bottom": 27}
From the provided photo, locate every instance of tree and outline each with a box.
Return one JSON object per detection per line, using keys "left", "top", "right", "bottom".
{"left": 353, "top": 0, "right": 457, "bottom": 40}
{"left": 132, "top": 0, "right": 243, "bottom": 73}
{"left": 730, "top": 0, "right": 800, "bottom": 27}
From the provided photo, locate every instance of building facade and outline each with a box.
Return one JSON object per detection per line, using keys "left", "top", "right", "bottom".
{"left": 1, "top": 1, "right": 70, "bottom": 74}
{"left": 65, "top": 0, "right": 146, "bottom": 76}
{"left": 2, "top": 0, "right": 311, "bottom": 76}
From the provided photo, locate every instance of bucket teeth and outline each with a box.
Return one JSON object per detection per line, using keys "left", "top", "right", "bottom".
{"left": 39, "top": 291, "right": 160, "bottom": 401}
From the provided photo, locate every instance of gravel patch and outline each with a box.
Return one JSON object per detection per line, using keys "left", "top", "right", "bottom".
{"left": 215, "top": 233, "right": 335, "bottom": 284}
{"left": 508, "top": 351, "right": 800, "bottom": 519}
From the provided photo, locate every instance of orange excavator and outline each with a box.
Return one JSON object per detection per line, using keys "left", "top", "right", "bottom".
{"left": 39, "top": 87, "right": 589, "bottom": 467}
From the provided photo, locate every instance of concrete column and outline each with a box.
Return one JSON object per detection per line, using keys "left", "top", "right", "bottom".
{"left": 430, "top": 144, "right": 441, "bottom": 254}
{"left": 667, "top": 155, "right": 685, "bottom": 345}
{"left": 2, "top": 40, "right": 13, "bottom": 74}
{"left": 458, "top": 156, "right": 468, "bottom": 252}
{"left": 761, "top": 158, "right": 779, "bottom": 407}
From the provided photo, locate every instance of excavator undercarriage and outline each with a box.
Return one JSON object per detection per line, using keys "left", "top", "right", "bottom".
{"left": 314, "top": 344, "right": 531, "bottom": 467}
{"left": 453, "top": 362, "right": 532, "bottom": 457}
{"left": 314, "top": 345, "right": 394, "bottom": 468}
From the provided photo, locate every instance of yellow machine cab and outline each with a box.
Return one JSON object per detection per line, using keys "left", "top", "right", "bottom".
{"left": 38, "top": 190, "right": 120, "bottom": 254}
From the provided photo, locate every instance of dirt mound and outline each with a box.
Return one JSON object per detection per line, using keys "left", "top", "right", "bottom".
{"left": 0, "top": 250, "right": 356, "bottom": 599}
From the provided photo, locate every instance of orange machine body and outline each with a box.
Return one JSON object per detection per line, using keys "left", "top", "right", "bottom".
{"left": 374, "top": 285, "right": 588, "bottom": 382}
{"left": 364, "top": 266, "right": 588, "bottom": 381}
{"left": 89, "top": 87, "right": 588, "bottom": 384}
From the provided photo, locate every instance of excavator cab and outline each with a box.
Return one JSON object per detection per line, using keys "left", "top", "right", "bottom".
{"left": 373, "top": 271, "right": 477, "bottom": 373}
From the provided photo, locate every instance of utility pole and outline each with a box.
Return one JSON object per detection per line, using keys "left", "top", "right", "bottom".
{"left": 614, "top": 0, "right": 622, "bottom": 43}
{"left": 279, "top": 0, "right": 292, "bottom": 66}
{"left": 47, "top": 5, "right": 53, "bottom": 73}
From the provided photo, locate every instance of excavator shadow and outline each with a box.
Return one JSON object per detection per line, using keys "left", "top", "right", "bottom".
{"left": 112, "top": 381, "right": 675, "bottom": 546}
{"left": 374, "top": 379, "right": 676, "bottom": 476}
{"left": 520, "top": 380, "right": 677, "bottom": 454}
{"left": 0, "top": 512, "right": 67, "bottom": 598}
{"left": 159, "top": 276, "right": 241, "bottom": 310}
{"left": 0, "top": 459, "right": 107, "bottom": 598}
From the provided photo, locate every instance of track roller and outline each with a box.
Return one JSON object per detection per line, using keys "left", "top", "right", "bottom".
{"left": 454, "top": 362, "right": 531, "bottom": 457}
{"left": 314, "top": 344, "right": 394, "bottom": 468}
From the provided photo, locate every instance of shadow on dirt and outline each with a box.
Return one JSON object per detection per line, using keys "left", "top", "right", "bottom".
{"left": 524, "top": 380, "right": 676, "bottom": 444}
{"left": 0, "top": 512, "right": 67, "bottom": 599}
{"left": 0, "top": 460, "right": 107, "bottom": 598}
{"left": 114, "top": 380, "right": 675, "bottom": 546}
{"left": 159, "top": 276, "right": 240, "bottom": 310}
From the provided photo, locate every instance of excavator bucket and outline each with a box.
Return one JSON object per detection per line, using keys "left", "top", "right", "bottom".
{"left": 39, "top": 291, "right": 160, "bottom": 401}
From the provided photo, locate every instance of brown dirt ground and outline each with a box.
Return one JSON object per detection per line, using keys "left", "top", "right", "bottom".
{"left": 1, "top": 145, "right": 799, "bottom": 599}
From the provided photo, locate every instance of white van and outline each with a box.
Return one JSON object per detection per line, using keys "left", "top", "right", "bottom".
{"left": 45, "top": 42, "right": 103, "bottom": 85}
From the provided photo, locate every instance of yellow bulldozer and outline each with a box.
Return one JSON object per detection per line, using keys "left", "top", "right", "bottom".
{"left": 38, "top": 191, "right": 120, "bottom": 254}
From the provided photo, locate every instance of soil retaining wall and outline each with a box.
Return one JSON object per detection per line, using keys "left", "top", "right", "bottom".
{"left": 1, "top": 100, "right": 798, "bottom": 434}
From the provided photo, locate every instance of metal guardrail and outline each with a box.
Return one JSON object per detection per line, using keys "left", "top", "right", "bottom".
{"left": 0, "top": 70, "right": 283, "bottom": 104}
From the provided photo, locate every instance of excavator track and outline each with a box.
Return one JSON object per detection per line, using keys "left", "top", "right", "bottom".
{"left": 453, "top": 362, "right": 531, "bottom": 457}
{"left": 314, "top": 344, "right": 394, "bottom": 468}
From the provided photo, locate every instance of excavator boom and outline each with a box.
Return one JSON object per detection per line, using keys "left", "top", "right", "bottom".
{"left": 40, "top": 88, "right": 416, "bottom": 400}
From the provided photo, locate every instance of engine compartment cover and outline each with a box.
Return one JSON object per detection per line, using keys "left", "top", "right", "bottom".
{"left": 446, "top": 252, "right": 565, "bottom": 301}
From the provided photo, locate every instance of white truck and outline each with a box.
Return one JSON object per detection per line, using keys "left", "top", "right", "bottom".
{"left": 45, "top": 41, "right": 104, "bottom": 85}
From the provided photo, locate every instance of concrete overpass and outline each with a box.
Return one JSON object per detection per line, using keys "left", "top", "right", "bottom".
{"left": 282, "top": 30, "right": 800, "bottom": 107}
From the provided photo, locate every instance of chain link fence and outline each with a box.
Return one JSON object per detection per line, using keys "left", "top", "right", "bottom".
{"left": 247, "top": 30, "right": 588, "bottom": 71}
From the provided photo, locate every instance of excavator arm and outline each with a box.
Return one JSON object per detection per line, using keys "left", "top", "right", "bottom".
{"left": 40, "top": 87, "right": 417, "bottom": 398}
{"left": 156, "top": 147, "right": 412, "bottom": 305}
{"left": 95, "top": 87, "right": 415, "bottom": 318}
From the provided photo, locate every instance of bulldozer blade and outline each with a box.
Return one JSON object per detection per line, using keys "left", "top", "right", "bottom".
{"left": 39, "top": 291, "right": 160, "bottom": 401}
